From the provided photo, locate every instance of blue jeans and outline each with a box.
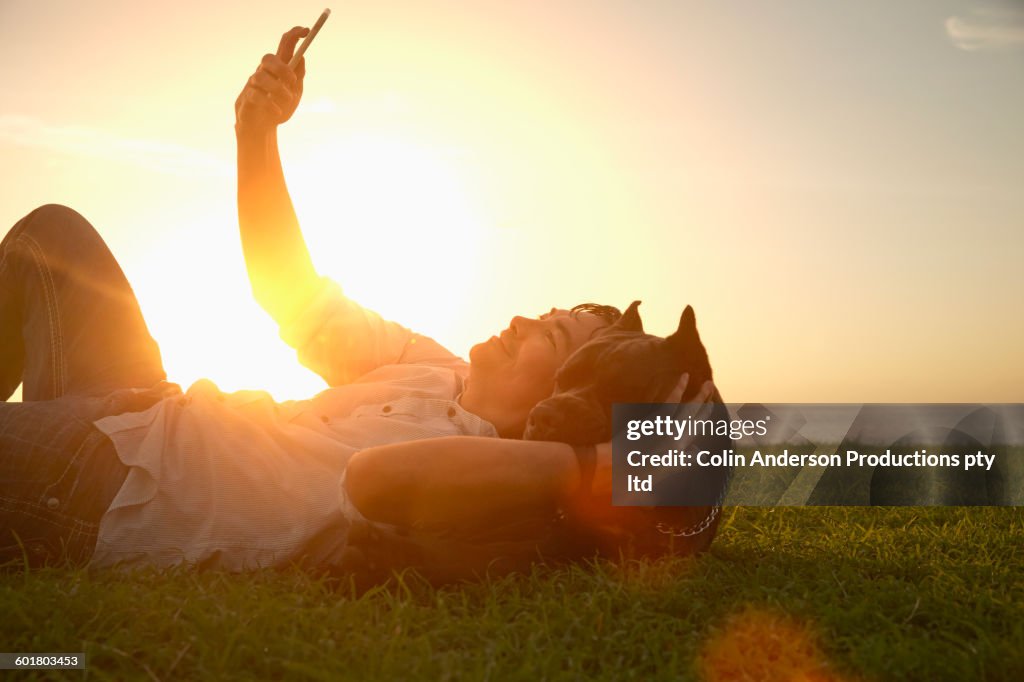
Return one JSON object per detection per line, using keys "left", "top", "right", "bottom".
{"left": 0, "top": 204, "right": 168, "bottom": 567}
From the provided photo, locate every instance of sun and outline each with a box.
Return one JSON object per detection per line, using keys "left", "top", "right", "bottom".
{"left": 287, "top": 133, "right": 486, "bottom": 351}
{"left": 121, "top": 133, "right": 488, "bottom": 401}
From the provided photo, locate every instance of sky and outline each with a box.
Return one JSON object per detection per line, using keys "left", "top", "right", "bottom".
{"left": 0, "top": 0, "right": 1022, "bottom": 402}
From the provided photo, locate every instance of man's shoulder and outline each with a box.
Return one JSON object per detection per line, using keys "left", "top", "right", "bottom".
{"left": 353, "top": 359, "right": 468, "bottom": 391}
{"left": 398, "top": 335, "right": 469, "bottom": 376}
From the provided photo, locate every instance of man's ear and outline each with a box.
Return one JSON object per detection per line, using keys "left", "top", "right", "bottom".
{"left": 611, "top": 300, "right": 644, "bottom": 333}
{"left": 666, "top": 305, "right": 699, "bottom": 348}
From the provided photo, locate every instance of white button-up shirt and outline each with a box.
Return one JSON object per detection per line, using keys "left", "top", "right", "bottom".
{"left": 90, "top": 279, "right": 498, "bottom": 570}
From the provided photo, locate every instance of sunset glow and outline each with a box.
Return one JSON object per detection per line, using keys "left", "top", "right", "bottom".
{"left": 1, "top": 1, "right": 1022, "bottom": 401}
{"left": 289, "top": 133, "right": 486, "bottom": 346}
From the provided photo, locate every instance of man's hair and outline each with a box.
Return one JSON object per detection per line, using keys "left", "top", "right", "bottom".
{"left": 570, "top": 303, "right": 622, "bottom": 337}
{"left": 570, "top": 303, "right": 622, "bottom": 324}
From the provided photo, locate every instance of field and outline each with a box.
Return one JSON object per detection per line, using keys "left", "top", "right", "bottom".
{"left": 2, "top": 507, "right": 1022, "bottom": 681}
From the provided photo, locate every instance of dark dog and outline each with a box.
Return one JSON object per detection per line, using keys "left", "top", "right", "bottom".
{"left": 524, "top": 301, "right": 715, "bottom": 444}
{"left": 523, "top": 301, "right": 728, "bottom": 559}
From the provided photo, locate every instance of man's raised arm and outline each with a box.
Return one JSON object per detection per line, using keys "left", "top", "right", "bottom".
{"left": 235, "top": 27, "right": 319, "bottom": 325}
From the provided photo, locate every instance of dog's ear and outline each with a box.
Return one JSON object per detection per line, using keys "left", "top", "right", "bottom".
{"left": 663, "top": 303, "right": 704, "bottom": 356}
{"left": 668, "top": 305, "right": 712, "bottom": 368}
{"left": 668, "top": 306, "right": 714, "bottom": 396}
{"left": 611, "top": 300, "right": 644, "bottom": 333}
{"left": 667, "top": 305, "right": 700, "bottom": 349}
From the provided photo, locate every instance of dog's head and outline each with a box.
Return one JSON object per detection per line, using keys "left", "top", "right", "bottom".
{"left": 523, "top": 301, "right": 713, "bottom": 444}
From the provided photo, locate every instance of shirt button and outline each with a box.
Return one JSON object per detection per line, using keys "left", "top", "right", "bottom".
{"left": 447, "top": 407, "right": 457, "bottom": 418}
{"left": 382, "top": 405, "right": 392, "bottom": 414}
{"left": 321, "top": 415, "right": 330, "bottom": 423}
{"left": 46, "top": 497, "right": 60, "bottom": 510}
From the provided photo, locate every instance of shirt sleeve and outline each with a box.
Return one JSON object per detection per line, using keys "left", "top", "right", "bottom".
{"left": 278, "top": 277, "right": 465, "bottom": 386}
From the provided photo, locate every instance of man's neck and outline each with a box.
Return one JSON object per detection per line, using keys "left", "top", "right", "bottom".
{"left": 458, "top": 389, "right": 522, "bottom": 439}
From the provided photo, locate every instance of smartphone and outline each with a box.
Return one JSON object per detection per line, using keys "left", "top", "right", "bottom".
{"left": 289, "top": 8, "right": 331, "bottom": 69}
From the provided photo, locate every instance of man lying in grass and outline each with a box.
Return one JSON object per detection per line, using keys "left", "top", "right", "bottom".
{"left": 0, "top": 26, "right": 717, "bottom": 580}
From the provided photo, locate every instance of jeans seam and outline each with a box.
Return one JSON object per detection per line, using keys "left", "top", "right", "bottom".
{"left": 0, "top": 496, "right": 99, "bottom": 563}
{"left": 18, "top": 233, "right": 65, "bottom": 398}
{"left": 0, "top": 495, "right": 98, "bottom": 532}
{"left": 42, "top": 426, "right": 97, "bottom": 503}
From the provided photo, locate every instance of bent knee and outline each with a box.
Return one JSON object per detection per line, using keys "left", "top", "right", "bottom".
{"left": 9, "top": 204, "right": 100, "bottom": 250}
{"left": 26, "top": 204, "right": 93, "bottom": 231}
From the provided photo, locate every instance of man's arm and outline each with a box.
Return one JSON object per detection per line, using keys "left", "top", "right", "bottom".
{"left": 234, "top": 28, "right": 461, "bottom": 385}
{"left": 235, "top": 27, "right": 320, "bottom": 325}
{"left": 344, "top": 437, "right": 589, "bottom": 529}
{"left": 344, "top": 379, "right": 716, "bottom": 532}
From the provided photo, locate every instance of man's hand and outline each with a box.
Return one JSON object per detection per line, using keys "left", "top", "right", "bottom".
{"left": 235, "top": 27, "right": 309, "bottom": 135}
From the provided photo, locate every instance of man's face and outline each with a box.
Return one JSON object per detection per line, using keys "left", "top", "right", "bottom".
{"left": 462, "top": 308, "right": 610, "bottom": 437}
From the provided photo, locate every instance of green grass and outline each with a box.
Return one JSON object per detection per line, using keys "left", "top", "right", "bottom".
{"left": 2, "top": 507, "right": 1022, "bottom": 681}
